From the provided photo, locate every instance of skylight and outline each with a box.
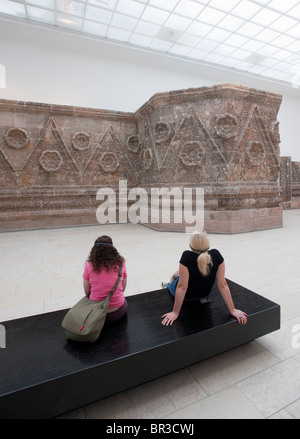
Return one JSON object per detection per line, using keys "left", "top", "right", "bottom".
{"left": 0, "top": 0, "right": 299, "bottom": 88}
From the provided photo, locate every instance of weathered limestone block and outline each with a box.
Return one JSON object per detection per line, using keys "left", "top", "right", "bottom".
{"left": 135, "top": 83, "right": 283, "bottom": 232}
{"left": 291, "top": 161, "right": 300, "bottom": 208}
{"left": 0, "top": 84, "right": 283, "bottom": 232}
{"left": 0, "top": 100, "right": 137, "bottom": 230}
{"left": 280, "top": 156, "right": 292, "bottom": 209}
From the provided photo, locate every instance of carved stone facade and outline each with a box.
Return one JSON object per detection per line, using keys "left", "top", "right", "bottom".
{"left": 134, "top": 84, "right": 283, "bottom": 232}
{"left": 280, "top": 158, "right": 300, "bottom": 209}
{"left": 0, "top": 83, "right": 286, "bottom": 232}
{"left": 291, "top": 161, "right": 300, "bottom": 208}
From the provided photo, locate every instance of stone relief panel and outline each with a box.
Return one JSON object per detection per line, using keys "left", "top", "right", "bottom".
{"left": 228, "top": 106, "right": 279, "bottom": 182}
{"left": 136, "top": 117, "right": 175, "bottom": 174}
{"left": 160, "top": 109, "right": 227, "bottom": 183}
{"left": 18, "top": 117, "right": 79, "bottom": 187}
{"left": 213, "top": 112, "right": 239, "bottom": 161}
{"left": 84, "top": 124, "right": 136, "bottom": 186}
{"left": 152, "top": 120, "right": 175, "bottom": 170}
{"left": 136, "top": 121, "right": 155, "bottom": 175}
{"left": 66, "top": 129, "right": 100, "bottom": 174}
{"left": 0, "top": 98, "right": 281, "bottom": 191}
{"left": 1, "top": 123, "right": 38, "bottom": 173}
{"left": 135, "top": 98, "right": 281, "bottom": 186}
{"left": 291, "top": 161, "right": 300, "bottom": 202}
{"left": 125, "top": 134, "right": 143, "bottom": 181}
{"left": 1, "top": 116, "right": 138, "bottom": 188}
{"left": 292, "top": 162, "right": 300, "bottom": 183}
{"left": 0, "top": 149, "right": 17, "bottom": 187}
{"left": 0, "top": 84, "right": 284, "bottom": 232}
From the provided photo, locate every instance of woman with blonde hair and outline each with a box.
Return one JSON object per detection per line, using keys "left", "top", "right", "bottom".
{"left": 161, "top": 231, "right": 247, "bottom": 326}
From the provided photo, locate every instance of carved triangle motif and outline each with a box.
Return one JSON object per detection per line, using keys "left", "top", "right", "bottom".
{"left": 162, "top": 108, "right": 227, "bottom": 182}
{"left": 228, "top": 106, "right": 279, "bottom": 182}
{"left": 84, "top": 125, "right": 137, "bottom": 185}
{"left": 0, "top": 148, "right": 17, "bottom": 187}
{"left": 18, "top": 117, "right": 79, "bottom": 187}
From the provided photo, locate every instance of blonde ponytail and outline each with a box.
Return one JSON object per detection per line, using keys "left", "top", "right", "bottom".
{"left": 197, "top": 251, "right": 212, "bottom": 277}
{"left": 189, "top": 231, "right": 213, "bottom": 277}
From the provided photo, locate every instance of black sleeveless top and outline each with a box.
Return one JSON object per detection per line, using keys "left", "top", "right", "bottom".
{"left": 179, "top": 249, "right": 224, "bottom": 299}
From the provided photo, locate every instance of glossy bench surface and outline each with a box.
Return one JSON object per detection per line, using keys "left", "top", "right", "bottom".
{"left": 0, "top": 280, "right": 280, "bottom": 419}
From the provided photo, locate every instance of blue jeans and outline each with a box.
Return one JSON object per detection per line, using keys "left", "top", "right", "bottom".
{"left": 167, "top": 275, "right": 210, "bottom": 303}
{"left": 167, "top": 275, "right": 179, "bottom": 296}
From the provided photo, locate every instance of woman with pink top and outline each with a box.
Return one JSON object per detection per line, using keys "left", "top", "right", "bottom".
{"left": 82, "top": 235, "right": 128, "bottom": 323}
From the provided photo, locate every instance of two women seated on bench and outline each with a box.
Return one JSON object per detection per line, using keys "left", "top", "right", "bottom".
{"left": 82, "top": 232, "right": 247, "bottom": 327}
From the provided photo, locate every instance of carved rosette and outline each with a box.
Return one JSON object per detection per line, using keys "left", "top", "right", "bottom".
{"left": 72, "top": 132, "right": 91, "bottom": 151}
{"left": 247, "top": 141, "right": 265, "bottom": 165}
{"left": 154, "top": 121, "right": 172, "bottom": 144}
{"left": 179, "top": 141, "right": 205, "bottom": 166}
{"left": 99, "top": 152, "right": 119, "bottom": 172}
{"left": 5, "top": 128, "right": 30, "bottom": 149}
{"left": 269, "top": 121, "right": 280, "bottom": 145}
{"left": 127, "top": 135, "right": 140, "bottom": 153}
{"left": 215, "top": 114, "right": 238, "bottom": 139}
{"left": 292, "top": 162, "right": 300, "bottom": 183}
{"left": 39, "top": 150, "right": 63, "bottom": 172}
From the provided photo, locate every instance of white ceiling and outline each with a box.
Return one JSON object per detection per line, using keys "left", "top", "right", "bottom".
{"left": 0, "top": 0, "right": 300, "bottom": 89}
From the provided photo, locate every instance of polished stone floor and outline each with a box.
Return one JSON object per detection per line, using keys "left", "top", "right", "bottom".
{"left": 1, "top": 210, "right": 300, "bottom": 419}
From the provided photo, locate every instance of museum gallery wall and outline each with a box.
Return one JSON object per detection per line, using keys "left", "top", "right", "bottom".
{"left": 0, "top": 83, "right": 298, "bottom": 233}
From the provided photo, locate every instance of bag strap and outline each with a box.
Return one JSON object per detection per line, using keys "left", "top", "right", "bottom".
{"left": 107, "top": 262, "right": 123, "bottom": 299}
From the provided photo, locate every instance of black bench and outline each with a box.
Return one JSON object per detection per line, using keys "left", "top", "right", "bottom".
{"left": 0, "top": 280, "right": 280, "bottom": 419}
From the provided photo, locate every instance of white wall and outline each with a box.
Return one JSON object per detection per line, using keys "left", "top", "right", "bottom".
{"left": 0, "top": 20, "right": 299, "bottom": 160}
{"left": 278, "top": 97, "right": 300, "bottom": 162}
{"left": 0, "top": 38, "right": 214, "bottom": 112}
